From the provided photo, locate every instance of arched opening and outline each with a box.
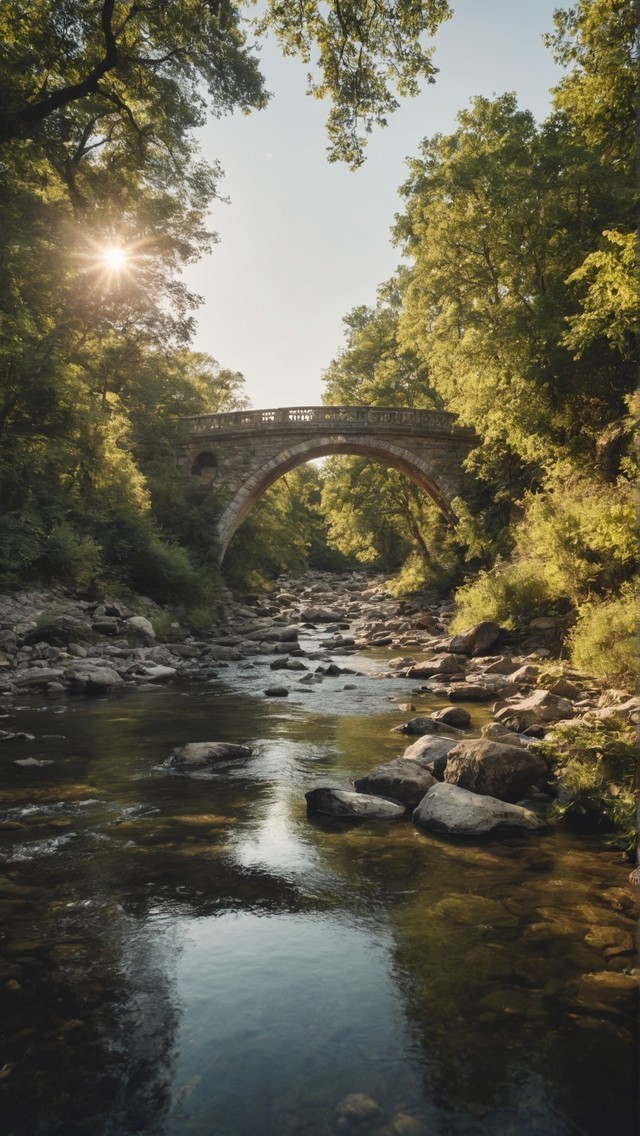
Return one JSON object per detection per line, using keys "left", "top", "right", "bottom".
{"left": 191, "top": 451, "right": 218, "bottom": 484}
{"left": 217, "top": 435, "right": 457, "bottom": 562}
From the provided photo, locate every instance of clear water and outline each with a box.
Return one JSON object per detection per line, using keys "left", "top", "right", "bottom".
{"left": 0, "top": 660, "right": 637, "bottom": 1136}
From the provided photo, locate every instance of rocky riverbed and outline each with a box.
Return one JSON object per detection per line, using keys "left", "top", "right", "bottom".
{"left": 1, "top": 571, "right": 637, "bottom": 854}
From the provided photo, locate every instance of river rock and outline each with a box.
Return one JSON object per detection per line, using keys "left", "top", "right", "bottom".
{"left": 494, "top": 689, "right": 574, "bottom": 730}
{"left": 393, "top": 713, "right": 463, "bottom": 740}
{"left": 446, "top": 683, "right": 494, "bottom": 701}
{"left": 336, "top": 1093, "right": 383, "bottom": 1123}
{"left": 405, "top": 654, "right": 463, "bottom": 678}
{"left": 508, "top": 664, "right": 540, "bottom": 685}
{"left": 482, "top": 656, "right": 519, "bottom": 675}
{"left": 170, "top": 741, "right": 252, "bottom": 770}
{"left": 354, "top": 759, "right": 437, "bottom": 809}
{"left": 300, "top": 606, "right": 344, "bottom": 622}
{"left": 481, "top": 722, "right": 537, "bottom": 748}
{"left": 264, "top": 685, "right": 289, "bottom": 697}
{"left": 431, "top": 706, "right": 471, "bottom": 729}
{"left": 67, "top": 665, "right": 124, "bottom": 692}
{"left": 125, "top": 615, "right": 156, "bottom": 640}
{"left": 413, "top": 782, "right": 545, "bottom": 836}
{"left": 402, "top": 735, "right": 458, "bottom": 775}
{"left": 443, "top": 738, "right": 548, "bottom": 801}
{"left": 139, "top": 664, "right": 177, "bottom": 683}
{"left": 448, "top": 620, "right": 501, "bottom": 656}
{"left": 23, "top": 615, "right": 96, "bottom": 647}
{"left": 305, "top": 787, "right": 405, "bottom": 820}
{"left": 13, "top": 668, "right": 65, "bottom": 687}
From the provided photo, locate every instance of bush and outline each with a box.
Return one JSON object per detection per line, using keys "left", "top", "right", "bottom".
{"left": 540, "top": 718, "right": 637, "bottom": 855}
{"left": 568, "top": 585, "right": 638, "bottom": 685}
{"left": 38, "top": 523, "right": 102, "bottom": 586}
{"left": 451, "top": 559, "right": 553, "bottom": 632}
{"left": 0, "top": 512, "right": 46, "bottom": 587}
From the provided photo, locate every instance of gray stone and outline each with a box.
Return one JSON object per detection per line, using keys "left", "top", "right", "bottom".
{"left": 13, "top": 668, "right": 65, "bottom": 687}
{"left": 23, "top": 615, "right": 96, "bottom": 647}
{"left": 448, "top": 620, "right": 501, "bottom": 656}
{"left": 67, "top": 666, "right": 124, "bottom": 691}
{"left": 494, "top": 689, "right": 574, "bottom": 731}
{"left": 405, "top": 653, "right": 463, "bottom": 678}
{"left": 444, "top": 738, "right": 549, "bottom": 801}
{"left": 170, "top": 741, "right": 252, "bottom": 770}
{"left": 264, "top": 685, "right": 288, "bottom": 697}
{"left": 354, "top": 759, "right": 437, "bottom": 809}
{"left": 413, "top": 782, "right": 545, "bottom": 836}
{"left": 447, "top": 683, "right": 494, "bottom": 701}
{"left": 305, "top": 787, "right": 405, "bottom": 820}
{"left": 125, "top": 615, "right": 156, "bottom": 640}
{"left": 402, "top": 735, "right": 459, "bottom": 770}
{"left": 431, "top": 705, "right": 471, "bottom": 729}
{"left": 139, "top": 664, "right": 177, "bottom": 683}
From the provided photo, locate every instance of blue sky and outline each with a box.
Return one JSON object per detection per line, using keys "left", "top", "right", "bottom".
{"left": 184, "top": 0, "right": 564, "bottom": 409}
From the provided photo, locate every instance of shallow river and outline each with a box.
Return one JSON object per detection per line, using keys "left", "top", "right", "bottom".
{"left": 0, "top": 648, "right": 637, "bottom": 1136}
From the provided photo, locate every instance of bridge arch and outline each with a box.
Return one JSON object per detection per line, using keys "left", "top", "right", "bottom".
{"left": 216, "top": 434, "right": 458, "bottom": 561}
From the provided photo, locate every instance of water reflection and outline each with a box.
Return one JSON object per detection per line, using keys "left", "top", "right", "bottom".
{"left": 0, "top": 679, "right": 636, "bottom": 1136}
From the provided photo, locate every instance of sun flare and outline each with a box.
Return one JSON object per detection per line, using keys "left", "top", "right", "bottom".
{"left": 103, "top": 246, "right": 128, "bottom": 271}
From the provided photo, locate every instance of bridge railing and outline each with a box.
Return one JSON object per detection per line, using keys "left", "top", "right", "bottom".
{"left": 184, "top": 405, "right": 465, "bottom": 435}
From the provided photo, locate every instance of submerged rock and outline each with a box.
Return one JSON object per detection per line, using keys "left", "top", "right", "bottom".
{"left": 336, "top": 1092, "right": 383, "bottom": 1124}
{"left": 413, "top": 782, "right": 545, "bottom": 836}
{"left": 169, "top": 741, "right": 252, "bottom": 771}
{"left": 305, "top": 787, "right": 405, "bottom": 820}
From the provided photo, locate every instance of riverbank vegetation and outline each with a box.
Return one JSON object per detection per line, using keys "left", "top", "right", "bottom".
{"left": 0, "top": 0, "right": 636, "bottom": 680}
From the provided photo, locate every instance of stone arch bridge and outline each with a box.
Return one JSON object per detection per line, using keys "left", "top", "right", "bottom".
{"left": 181, "top": 405, "right": 476, "bottom": 561}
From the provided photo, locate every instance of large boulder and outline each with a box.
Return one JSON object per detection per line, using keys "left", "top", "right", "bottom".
{"left": 170, "top": 741, "right": 252, "bottom": 771}
{"left": 493, "top": 689, "right": 574, "bottom": 731}
{"left": 405, "top": 654, "right": 463, "bottom": 679}
{"left": 402, "top": 734, "right": 459, "bottom": 774}
{"left": 126, "top": 615, "right": 156, "bottom": 640}
{"left": 23, "top": 615, "right": 97, "bottom": 647}
{"left": 305, "top": 787, "right": 404, "bottom": 820}
{"left": 413, "top": 782, "right": 545, "bottom": 836}
{"left": 299, "top": 607, "right": 345, "bottom": 623}
{"left": 443, "top": 738, "right": 549, "bottom": 802}
{"left": 67, "top": 665, "right": 124, "bottom": 692}
{"left": 431, "top": 706, "right": 471, "bottom": 729}
{"left": 448, "top": 621, "right": 501, "bottom": 656}
{"left": 446, "top": 683, "right": 494, "bottom": 702}
{"left": 354, "top": 759, "right": 437, "bottom": 809}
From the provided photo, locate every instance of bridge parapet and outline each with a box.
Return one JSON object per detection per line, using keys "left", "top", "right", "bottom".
{"left": 184, "top": 405, "right": 473, "bottom": 437}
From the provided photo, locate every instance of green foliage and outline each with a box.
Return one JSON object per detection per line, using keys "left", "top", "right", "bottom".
{"left": 257, "top": 0, "right": 452, "bottom": 167}
{"left": 0, "top": 0, "right": 452, "bottom": 164}
{"left": 545, "top": 0, "right": 637, "bottom": 173}
{"left": 514, "top": 470, "right": 637, "bottom": 604}
{"left": 395, "top": 91, "right": 634, "bottom": 470}
{"left": 223, "top": 465, "right": 350, "bottom": 592}
{"left": 540, "top": 717, "right": 637, "bottom": 853}
{"left": 568, "top": 585, "right": 638, "bottom": 685}
{"left": 37, "top": 523, "right": 101, "bottom": 587}
{"left": 563, "top": 229, "right": 638, "bottom": 358}
{"left": 451, "top": 561, "right": 554, "bottom": 633}
{"left": 323, "top": 278, "right": 440, "bottom": 408}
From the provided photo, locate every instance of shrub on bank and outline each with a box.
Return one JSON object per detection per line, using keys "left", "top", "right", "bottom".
{"left": 568, "top": 585, "right": 638, "bottom": 685}
{"left": 451, "top": 559, "right": 553, "bottom": 633}
{"left": 540, "top": 718, "right": 637, "bottom": 855}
